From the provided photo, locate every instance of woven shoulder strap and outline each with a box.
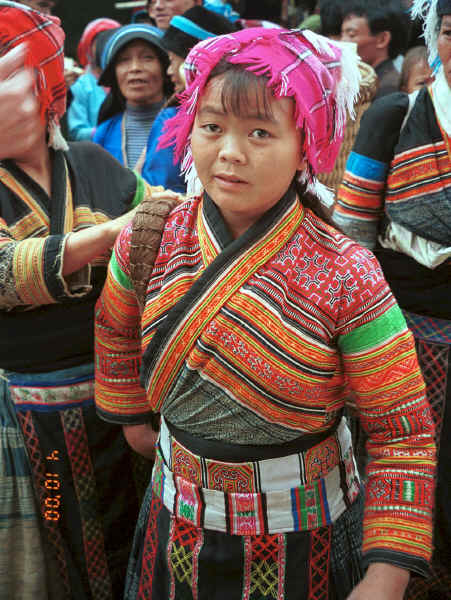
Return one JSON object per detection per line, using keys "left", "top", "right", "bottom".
{"left": 129, "top": 195, "right": 179, "bottom": 313}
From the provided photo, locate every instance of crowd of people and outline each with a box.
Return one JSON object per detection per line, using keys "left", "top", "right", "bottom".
{"left": 0, "top": 0, "right": 449, "bottom": 599}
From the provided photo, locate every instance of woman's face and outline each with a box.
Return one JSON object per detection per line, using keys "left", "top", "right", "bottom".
{"left": 167, "top": 51, "right": 185, "bottom": 94}
{"left": 191, "top": 74, "right": 304, "bottom": 239}
{"left": 115, "top": 39, "right": 165, "bottom": 107}
{"left": 438, "top": 15, "right": 451, "bottom": 88}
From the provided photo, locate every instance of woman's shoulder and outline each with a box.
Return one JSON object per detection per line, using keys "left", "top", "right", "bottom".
{"left": 65, "top": 141, "right": 137, "bottom": 195}
{"left": 303, "top": 209, "right": 381, "bottom": 269}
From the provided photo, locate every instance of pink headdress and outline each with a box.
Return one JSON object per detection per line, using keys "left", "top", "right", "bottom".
{"left": 158, "top": 27, "right": 361, "bottom": 191}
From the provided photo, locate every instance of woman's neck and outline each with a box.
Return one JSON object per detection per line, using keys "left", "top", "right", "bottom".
{"left": 15, "top": 137, "right": 53, "bottom": 196}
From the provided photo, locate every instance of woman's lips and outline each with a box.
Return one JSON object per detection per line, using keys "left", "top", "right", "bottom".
{"left": 215, "top": 174, "right": 247, "bottom": 185}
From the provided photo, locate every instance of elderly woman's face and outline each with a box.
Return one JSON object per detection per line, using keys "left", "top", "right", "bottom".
{"left": 438, "top": 15, "right": 451, "bottom": 88}
{"left": 115, "top": 39, "right": 165, "bottom": 107}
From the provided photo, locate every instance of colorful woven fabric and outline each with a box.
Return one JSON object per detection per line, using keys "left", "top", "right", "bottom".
{"left": 0, "top": 1, "right": 66, "bottom": 140}
{"left": 124, "top": 483, "right": 364, "bottom": 600}
{"left": 158, "top": 27, "right": 361, "bottom": 178}
{"left": 153, "top": 416, "right": 360, "bottom": 535}
{"left": 2, "top": 363, "right": 147, "bottom": 600}
{"left": 0, "top": 144, "right": 148, "bottom": 372}
{"left": 95, "top": 189, "right": 435, "bottom": 574}
{"left": 336, "top": 87, "right": 451, "bottom": 249}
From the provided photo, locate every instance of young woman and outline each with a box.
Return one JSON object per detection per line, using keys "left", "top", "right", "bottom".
{"left": 95, "top": 27, "right": 436, "bottom": 600}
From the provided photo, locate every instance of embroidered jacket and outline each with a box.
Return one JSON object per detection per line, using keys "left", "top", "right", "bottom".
{"left": 0, "top": 141, "right": 151, "bottom": 372}
{"left": 95, "top": 190, "right": 435, "bottom": 574}
{"left": 335, "top": 88, "right": 451, "bottom": 319}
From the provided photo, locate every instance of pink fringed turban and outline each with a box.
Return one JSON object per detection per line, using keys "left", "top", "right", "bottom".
{"left": 158, "top": 27, "right": 360, "bottom": 181}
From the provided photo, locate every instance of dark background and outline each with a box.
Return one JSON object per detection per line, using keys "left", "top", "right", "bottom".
{"left": 54, "top": 1, "right": 137, "bottom": 58}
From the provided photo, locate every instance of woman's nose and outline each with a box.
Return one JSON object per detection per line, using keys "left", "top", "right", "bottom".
{"left": 218, "top": 135, "right": 246, "bottom": 163}
{"left": 130, "top": 56, "right": 142, "bottom": 71}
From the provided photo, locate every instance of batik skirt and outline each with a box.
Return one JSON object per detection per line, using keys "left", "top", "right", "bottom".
{"left": 403, "top": 312, "right": 451, "bottom": 600}
{"left": 125, "top": 417, "right": 364, "bottom": 600}
{"left": 0, "top": 363, "right": 152, "bottom": 600}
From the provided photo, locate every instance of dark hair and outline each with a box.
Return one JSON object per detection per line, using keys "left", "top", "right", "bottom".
{"left": 204, "top": 59, "right": 335, "bottom": 226}
{"left": 319, "top": 0, "right": 344, "bottom": 37}
{"left": 342, "top": 0, "right": 409, "bottom": 59}
{"left": 97, "top": 38, "right": 173, "bottom": 124}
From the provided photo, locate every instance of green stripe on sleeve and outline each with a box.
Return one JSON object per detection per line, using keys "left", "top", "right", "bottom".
{"left": 110, "top": 250, "right": 133, "bottom": 290}
{"left": 338, "top": 304, "right": 407, "bottom": 354}
{"left": 131, "top": 174, "right": 145, "bottom": 208}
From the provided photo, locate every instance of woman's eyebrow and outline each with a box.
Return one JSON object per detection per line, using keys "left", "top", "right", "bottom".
{"left": 198, "top": 104, "right": 276, "bottom": 123}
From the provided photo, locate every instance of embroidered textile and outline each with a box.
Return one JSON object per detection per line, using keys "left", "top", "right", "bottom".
{"left": 0, "top": 142, "right": 147, "bottom": 372}
{"left": 1, "top": 364, "right": 150, "bottom": 600}
{"left": 153, "top": 416, "right": 360, "bottom": 535}
{"left": 124, "top": 484, "right": 364, "bottom": 600}
{"left": 95, "top": 190, "right": 435, "bottom": 573}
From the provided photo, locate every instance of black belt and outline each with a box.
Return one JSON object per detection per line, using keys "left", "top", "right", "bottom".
{"left": 165, "top": 414, "right": 342, "bottom": 463}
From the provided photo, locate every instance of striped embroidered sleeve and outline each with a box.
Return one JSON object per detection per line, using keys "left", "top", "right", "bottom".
{"left": 95, "top": 221, "right": 150, "bottom": 425}
{"left": 0, "top": 216, "right": 91, "bottom": 308}
{"left": 338, "top": 300, "right": 435, "bottom": 575}
{"left": 334, "top": 93, "right": 409, "bottom": 250}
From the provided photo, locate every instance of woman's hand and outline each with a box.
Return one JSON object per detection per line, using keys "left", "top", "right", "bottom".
{"left": 0, "top": 44, "right": 41, "bottom": 160}
{"left": 63, "top": 189, "right": 183, "bottom": 277}
{"left": 347, "top": 563, "right": 410, "bottom": 600}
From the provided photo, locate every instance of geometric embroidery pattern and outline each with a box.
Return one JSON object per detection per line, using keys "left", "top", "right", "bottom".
{"left": 169, "top": 518, "right": 199, "bottom": 593}
{"left": 308, "top": 525, "right": 331, "bottom": 600}
{"left": 138, "top": 494, "right": 163, "bottom": 599}
{"left": 207, "top": 461, "right": 255, "bottom": 493}
{"left": 305, "top": 438, "right": 339, "bottom": 481}
{"left": 61, "top": 408, "right": 113, "bottom": 599}
{"left": 416, "top": 340, "right": 449, "bottom": 445}
{"left": 245, "top": 534, "right": 284, "bottom": 600}
{"left": 172, "top": 441, "right": 203, "bottom": 486}
{"left": 18, "top": 409, "right": 72, "bottom": 599}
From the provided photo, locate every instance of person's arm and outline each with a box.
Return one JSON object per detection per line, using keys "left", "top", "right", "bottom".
{"left": 333, "top": 93, "right": 409, "bottom": 249}
{"left": 336, "top": 247, "right": 435, "bottom": 598}
{"left": 94, "top": 221, "right": 159, "bottom": 458}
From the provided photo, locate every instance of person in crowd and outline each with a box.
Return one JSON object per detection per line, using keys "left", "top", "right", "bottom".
{"left": 95, "top": 27, "right": 435, "bottom": 600}
{"left": 334, "top": 1, "right": 451, "bottom": 596}
{"left": 93, "top": 24, "right": 180, "bottom": 192}
{"left": 67, "top": 18, "right": 120, "bottom": 141}
{"left": 400, "top": 45, "right": 434, "bottom": 93}
{"left": 132, "top": 8, "right": 155, "bottom": 23}
{"left": 341, "top": 0, "right": 409, "bottom": 99}
{"left": 147, "top": 0, "right": 203, "bottom": 30}
{"left": 319, "top": 0, "right": 344, "bottom": 39}
{"left": 19, "top": 0, "right": 56, "bottom": 12}
{"left": 0, "top": 3, "right": 178, "bottom": 599}
{"left": 139, "top": 5, "right": 236, "bottom": 192}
